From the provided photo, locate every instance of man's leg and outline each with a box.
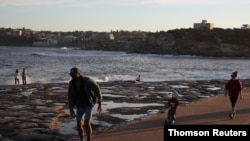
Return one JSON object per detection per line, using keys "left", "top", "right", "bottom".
{"left": 77, "top": 120, "right": 84, "bottom": 141}
{"left": 76, "top": 107, "right": 86, "bottom": 141}
{"left": 84, "top": 105, "right": 93, "bottom": 141}
{"left": 229, "top": 97, "right": 237, "bottom": 118}
{"left": 85, "top": 120, "right": 92, "bottom": 141}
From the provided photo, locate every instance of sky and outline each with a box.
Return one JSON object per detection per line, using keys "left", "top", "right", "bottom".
{"left": 0, "top": 0, "right": 249, "bottom": 32}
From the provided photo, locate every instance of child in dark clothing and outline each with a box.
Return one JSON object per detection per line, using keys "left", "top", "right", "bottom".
{"left": 165, "top": 91, "right": 179, "bottom": 124}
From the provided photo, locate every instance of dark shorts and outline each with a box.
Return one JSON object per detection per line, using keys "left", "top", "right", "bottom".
{"left": 76, "top": 105, "right": 93, "bottom": 121}
{"left": 230, "top": 96, "right": 238, "bottom": 107}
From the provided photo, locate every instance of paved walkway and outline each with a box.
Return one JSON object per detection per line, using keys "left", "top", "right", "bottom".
{"left": 92, "top": 87, "right": 250, "bottom": 141}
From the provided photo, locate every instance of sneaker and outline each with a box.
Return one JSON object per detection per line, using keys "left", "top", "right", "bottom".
{"left": 229, "top": 114, "right": 233, "bottom": 119}
{"left": 233, "top": 112, "right": 236, "bottom": 117}
{"left": 165, "top": 119, "right": 171, "bottom": 123}
{"left": 172, "top": 120, "right": 175, "bottom": 124}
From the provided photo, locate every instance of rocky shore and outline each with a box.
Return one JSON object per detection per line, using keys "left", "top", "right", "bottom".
{"left": 1, "top": 79, "right": 250, "bottom": 141}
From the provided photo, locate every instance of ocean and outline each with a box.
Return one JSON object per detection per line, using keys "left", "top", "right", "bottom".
{"left": 1, "top": 46, "right": 250, "bottom": 85}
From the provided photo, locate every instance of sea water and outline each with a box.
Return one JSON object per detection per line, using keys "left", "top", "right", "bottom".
{"left": 0, "top": 46, "right": 250, "bottom": 85}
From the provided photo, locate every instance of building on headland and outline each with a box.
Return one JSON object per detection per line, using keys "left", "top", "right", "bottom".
{"left": 33, "top": 41, "right": 50, "bottom": 47}
{"left": 193, "top": 20, "right": 214, "bottom": 30}
{"left": 33, "top": 39, "right": 58, "bottom": 47}
{"left": 241, "top": 24, "right": 250, "bottom": 29}
{"left": 11, "top": 29, "right": 22, "bottom": 37}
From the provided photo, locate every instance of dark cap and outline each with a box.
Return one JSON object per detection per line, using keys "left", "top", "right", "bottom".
{"left": 231, "top": 71, "right": 238, "bottom": 77}
{"left": 70, "top": 67, "right": 80, "bottom": 76}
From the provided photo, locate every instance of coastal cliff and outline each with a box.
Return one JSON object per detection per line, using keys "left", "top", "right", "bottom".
{"left": 125, "top": 28, "right": 250, "bottom": 57}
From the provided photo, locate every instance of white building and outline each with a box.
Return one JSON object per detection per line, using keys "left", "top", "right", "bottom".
{"left": 33, "top": 41, "right": 50, "bottom": 47}
{"left": 48, "top": 39, "right": 58, "bottom": 46}
{"left": 193, "top": 20, "right": 214, "bottom": 30}
{"left": 33, "top": 39, "right": 58, "bottom": 46}
{"left": 241, "top": 24, "right": 250, "bottom": 29}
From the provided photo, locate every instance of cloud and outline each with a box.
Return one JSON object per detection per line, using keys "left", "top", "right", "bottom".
{"left": 117, "top": 0, "right": 249, "bottom": 5}
{"left": 0, "top": 0, "right": 73, "bottom": 6}
{"left": 0, "top": 0, "right": 247, "bottom": 6}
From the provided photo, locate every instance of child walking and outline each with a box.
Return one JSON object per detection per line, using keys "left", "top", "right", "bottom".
{"left": 165, "top": 91, "right": 179, "bottom": 124}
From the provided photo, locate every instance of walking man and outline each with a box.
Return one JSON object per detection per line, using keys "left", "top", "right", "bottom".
{"left": 68, "top": 67, "right": 102, "bottom": 141}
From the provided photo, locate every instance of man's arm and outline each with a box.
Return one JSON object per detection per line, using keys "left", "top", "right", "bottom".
{"left": 68, "top": 82, "right": 74, "bottom": 111}
{"left": 88, "top": 78, "right": 102, "bottom": 113}
{"left": 88, "top": 78, "right": 102, "bottom": 103}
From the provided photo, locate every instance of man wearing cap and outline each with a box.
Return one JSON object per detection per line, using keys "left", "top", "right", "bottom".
{"left": 68, "top": 67, "right": 102, "bottom": 141}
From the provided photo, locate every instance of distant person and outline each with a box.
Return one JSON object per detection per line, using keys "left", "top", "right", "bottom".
{"left": 135, "top": 75, "right": 140, "bottom": 82}
{"left": 15, "top": 69, "right": 20, "bottom": 85}
{"left": 67, "top": 67, "right": 102, "bottom": 141}
{"left": 225, "top": 71, "right": 242, "bottom": 119}
{"left": 165, "top": 91, "right": 179, "bottom": 124}
{"left": 22, "top": 68, "right": 27, "bottom": 85}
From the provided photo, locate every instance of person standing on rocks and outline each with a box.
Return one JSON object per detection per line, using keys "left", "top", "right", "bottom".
{"left": 224, "top": 71, "right": 242, "bottom": 119}
{"left": 15, "top": 69, "right": 20, "bottom": 85}
{"left": 68, "top": 67, "right": 102, "bottom": 141}
{"left": 22, "top": 68, "right": 27, "bottom": 85}
{"left": 135, "top": 74, "right": 140, "bottom": 82}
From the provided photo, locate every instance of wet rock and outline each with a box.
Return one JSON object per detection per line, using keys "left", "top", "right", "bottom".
{"left": 0, "top": 79, "right": 249, "bottom": 141}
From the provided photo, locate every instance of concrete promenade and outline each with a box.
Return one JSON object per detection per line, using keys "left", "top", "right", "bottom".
{"left": 92, "top": 87, "right": 250, "bottom": 141}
